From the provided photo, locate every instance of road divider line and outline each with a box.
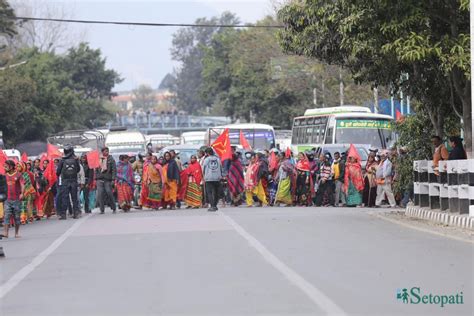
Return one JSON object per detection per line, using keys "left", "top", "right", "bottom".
{"left": 0, "top": 214, "right": 91, "bottom": 299}
{"left": 219, "top": 212, "right": 346, "bottom": 316}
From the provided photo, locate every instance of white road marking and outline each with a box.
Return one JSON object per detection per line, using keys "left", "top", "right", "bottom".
{"left": 219, "top": 211, "right": 347, "bottom": 316}
{"left": 0, "top": 214, "right": 91, "bottom": 299}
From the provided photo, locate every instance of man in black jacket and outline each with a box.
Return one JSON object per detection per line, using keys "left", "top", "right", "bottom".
{"left": 96, "top": 147, "right": 117, "bottom": 214}
{"left": 56, "top": 145, "right": 81, "bottom": 219}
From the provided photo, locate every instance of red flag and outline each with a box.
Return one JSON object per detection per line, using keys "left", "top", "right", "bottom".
{"left": 86, "top": 150, "right": 100, "bottom": 169}
{"left": 0, "top": 150, "right": 8, "bottom": 175}
{"left": 285, "top": 147, "right": 291, "bottom": 159}
{"left": 269, "top": 151, "right": 278, "bottom": 171}
{"left": 47, "top": 144, "right": 62, "bottom": 159}
{"left": 347, "top": 144, "right": 361, "bottom": 161}
{"left": 396, "top": 109, "right": 403, "bottom": 121}
{"left": 44, "top": 157, "right": 57, "bottom": 189}
{"left": 211, "top": 128, "right": 232, "bottom": 161}
{"left": 239, "top": 130, "right": 252, "bottom": 151}
{"left": 21, "top": 152, "right": 28, "bottom": 162}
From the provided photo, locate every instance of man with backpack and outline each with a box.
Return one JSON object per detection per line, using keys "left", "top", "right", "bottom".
{"left": 56, "top": 145, "right": 81, "bottom": 219}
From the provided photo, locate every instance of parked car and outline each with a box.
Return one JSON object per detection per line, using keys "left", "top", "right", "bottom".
{"left": 157, "top": 145, "right": 201, "bottom": 168}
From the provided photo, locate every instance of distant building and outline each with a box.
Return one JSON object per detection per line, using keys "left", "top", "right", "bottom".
{"left": 111, "top": 89, "right": 177, "bottom": 112}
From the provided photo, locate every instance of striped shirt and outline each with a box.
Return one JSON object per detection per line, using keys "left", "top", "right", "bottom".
{"left": 6, "top": 171, "right": 22, "bottom": 201}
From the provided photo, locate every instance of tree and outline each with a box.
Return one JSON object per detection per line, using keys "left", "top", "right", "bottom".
{"left": 8, "top": 0, "right": 86, "bottom": 53}
{"left": 0, "top": 43, "right": 121, "bottom": 146}
{"left": 132, "top": 84, "right": 156, "bottom": 110}
{"left": 278, "top": 0, "right": 471, "bottom": 152}
{"left": 171, "top": 12, "right": 240, "bottom": 114}
{"left": 200, "top": 16, "right": 376, "bottom": 128}
{"left": 158, "top": 73, "right": 176, "bottom": 91}
{"left": 0, "top": 0, "right": 16, "bottom": 61}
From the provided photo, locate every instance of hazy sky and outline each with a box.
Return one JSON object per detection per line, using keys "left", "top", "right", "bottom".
{"left": 38, "top": 0, "right": 275, "bottom": 92}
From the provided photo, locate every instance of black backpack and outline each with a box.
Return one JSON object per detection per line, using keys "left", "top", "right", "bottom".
{"left": 61, "top": 158, "right": 78, "bottom": 179}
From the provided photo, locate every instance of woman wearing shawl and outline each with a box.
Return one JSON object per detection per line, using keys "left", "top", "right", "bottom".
{"left": 143, "top": 155, "right": 163, "bottom": 210}
{"left": 179, "top": 155, "right": 203, "bottom": 208}
{"left": 116, "top": 155, "right": 134, "bottom": 212}
{"left": 362, "top": 153, "right": 378, "bottom": 207}
{"left": 295, "top": 152, "right": 311, "bottom": 206}
{"left": 227, "top": 152, "right": 245, "bottom": 206}
{"left": 344, "top": 145, "right": 365, "bottom": 206}
{"left": 17, "top": 162, "right": 37, "bottom": 223}
{"left": 275, "top": 153, "right": 295, "bottom": 206}
{"left": 140, "top": 153, "right": 153, "bottom": 208}
{"left": 162, "top": 152, "right": 180, "bottom": 210}
{"left": 267, "top": 151, "right": 280, "bottom": 205}
{"left": 33, "top": 166, "right": 48, "bottom": 219}
{"left": 244, "top": 153, "right": 268, "bottom": 207}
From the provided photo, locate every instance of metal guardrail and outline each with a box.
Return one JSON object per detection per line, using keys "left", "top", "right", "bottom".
{"left": 413, "top": 159, "right": 474, "bottom": 214}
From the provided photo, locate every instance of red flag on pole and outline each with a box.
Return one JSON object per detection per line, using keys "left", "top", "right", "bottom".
{"left": 44, "top": 157, "right": 57, "bottom": 189}
{"left": 47, "top": 144, "right": 62, "bottom": 159}
{"left": 21, "top": 152, "right": 28, "bottom": 162}
{"left": 0, "top": 150, "right": 8, "bottom": 174}
{"left": 239, "top": 130, "right": 252, "bottom": 151}
{"left": 269, "top": 151, "right": 278, "bottom": 171}
{"left": 395, "top": 109, "right": 402, "bottom": 121}
{"left": 86, "top": 150, "right": 100, "bottom": 169}
{"left": 211, "top": 128, "right": 232, "bottom": 161}
{"left": 285, "top": 147, "right": 292, "bottom": 159}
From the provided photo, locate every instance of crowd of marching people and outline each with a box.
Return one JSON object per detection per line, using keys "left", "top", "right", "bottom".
{"left": 0, "top": 141, "right": 409, "bottom": 253}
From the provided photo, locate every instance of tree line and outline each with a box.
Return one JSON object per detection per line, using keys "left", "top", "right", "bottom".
{"left": 278, "top": 0, "right": 471, "bottom": 153}
{"left": 0, "top": 1, "right": 121, "bottom": 147}
{"left": 169, "top": 12, "right": 378, "bottom": 129}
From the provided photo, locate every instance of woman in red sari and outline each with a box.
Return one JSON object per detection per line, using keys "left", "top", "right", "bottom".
{"left": 344, "top": 144, "right": 365, "bottom": 207}
{"left": 179, "top": 155, "right": 203, "bottom": 208}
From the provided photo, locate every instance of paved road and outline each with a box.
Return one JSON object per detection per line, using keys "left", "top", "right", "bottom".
{"left": 1, "top": 206, "right": 472, "bottom": 315}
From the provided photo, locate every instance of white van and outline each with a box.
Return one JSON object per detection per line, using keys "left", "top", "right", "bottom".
{"left": 105, "top": 128, "right": 146, "bottom": 158}
{"left": 2, "top": 149, "right": 21, "bottom": 162}
{"left": 180, "top": 131, "right": 206, "bottom": 146}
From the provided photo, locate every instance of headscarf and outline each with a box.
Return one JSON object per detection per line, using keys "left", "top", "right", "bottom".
{"left": 296, "top": 154, "right": 310, "bottom": 172}
{"left": 344, "top": 144, "right": 364, "bottom": 193}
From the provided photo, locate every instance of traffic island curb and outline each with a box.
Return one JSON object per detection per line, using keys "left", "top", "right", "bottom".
{"left": 405, "top": 206, "right": 474, "bottom": 231}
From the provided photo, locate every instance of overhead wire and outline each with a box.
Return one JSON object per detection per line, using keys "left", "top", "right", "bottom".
{"left": 9, "top": 16, "right": 285, "bottom": 29}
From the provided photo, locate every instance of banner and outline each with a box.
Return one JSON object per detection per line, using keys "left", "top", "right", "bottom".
{"left": 86, "top": 150, "right": 100, "bottom": 169}
{"left": 211, "top": 128, "right": 232, "bottom": 161}
{"left": 336, "top": 119, "right": 392, "bottom": 129}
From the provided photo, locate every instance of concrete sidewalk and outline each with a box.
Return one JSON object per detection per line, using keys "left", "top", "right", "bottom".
{"left": 405, "top": 206, "right": 474, "bottom": 230}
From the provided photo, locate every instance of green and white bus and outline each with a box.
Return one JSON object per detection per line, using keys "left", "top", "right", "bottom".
{"left": 291, "top": 106, "right": 395, "bottom": 153}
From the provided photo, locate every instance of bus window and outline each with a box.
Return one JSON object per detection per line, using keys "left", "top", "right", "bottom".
{"left": 298, "top": 127, "right": 306, "bottom": 144}
{"left": 305, "top": 127, "right": 313, "bottom": 143}
{"left": 325, "top": 127, "right": 333, "bottom": 144}
{"left": 313, "top": 127, "right": 320, "bottom": 143}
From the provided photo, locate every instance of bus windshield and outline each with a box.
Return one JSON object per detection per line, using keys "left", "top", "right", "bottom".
{"left": 209, "top": 128, "right": 275, "bottom": 150}
{"left": 335, "top": 119, "right": 394, "bottom": 148}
